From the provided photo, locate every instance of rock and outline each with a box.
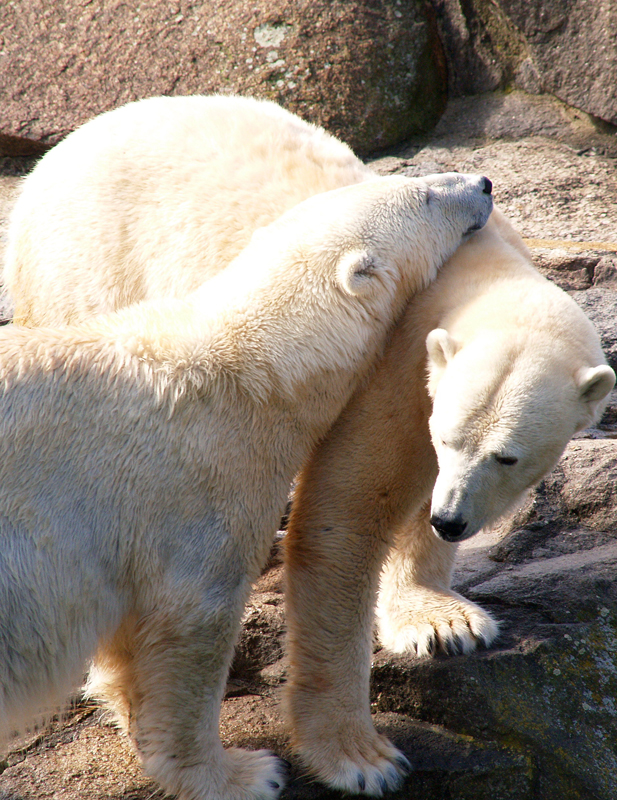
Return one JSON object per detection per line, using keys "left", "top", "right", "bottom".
{"left": 533, "top": 252, "right": 595, "bottom": 291}
{"left": 428, "top": 0, "right": 617, "bottom": 127}
{"left": 370, "top": 92, "right": 617, "bottom": 248}
{"left": 428, "top": 0, "right": 519, "bottom": 95}
{"left": 0, "top": 706, "right": 159, "bottom": 799}
{"left": 0, "top": 0, "right": 446, "bottom": 157}
{"left": 502, "top": 0, "right": 617, "bottom": 126}
{"left": 528, "top": 247, "right": 617, "bottom": 292}
{"left": 372, "top": 552, "right": 617, "bottom": 800}
{"left": 593, "top": 256, "right": 617, "bottom": 290}
{"left": 569, "top": 288, "right": 617, "bottom": 373}
{"left": 231, "top": 538, "right": 286, "bottom": 680}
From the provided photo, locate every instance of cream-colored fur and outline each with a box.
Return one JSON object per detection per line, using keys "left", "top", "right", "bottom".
{"left": 0, "top": 174, "right": 493, "bottom": 800}
{"left": 6, "top": 95, "right": 613, "bottom": 796}
{"left": 4, "top": 94, "right": 503, "bottom": 672}
{"left": 283, "top": 212, "right": 613, "bottom": 793}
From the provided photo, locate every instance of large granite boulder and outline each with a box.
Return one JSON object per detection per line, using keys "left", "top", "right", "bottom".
{"left": 0, "top": 0, "right": 446, "bottom": 157}
{"left": 429, "top": 0, "right": 617, "bottom": 126}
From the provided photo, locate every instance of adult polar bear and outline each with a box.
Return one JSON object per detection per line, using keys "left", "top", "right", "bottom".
{"left": 0, "top": 173, "right": 494, "bottom": 800}
{"left": 4, "top": 96, "right": 614, "bottom": 795}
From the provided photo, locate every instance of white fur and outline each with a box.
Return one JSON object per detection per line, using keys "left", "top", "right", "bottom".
{"left": 4, "top": 94, "right": 375, "bottom": 325}
{"left": 0, "top": 173, "right": 491, "bottom": 800}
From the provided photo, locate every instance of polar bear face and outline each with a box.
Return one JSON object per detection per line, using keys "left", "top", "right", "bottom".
{"left": 426, "top": 329, "right": 615, "bottom": 542}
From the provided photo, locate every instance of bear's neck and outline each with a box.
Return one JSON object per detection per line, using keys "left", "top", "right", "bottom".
{"left": 111, "top": 265, "right": 397, "bottom": 445}
{"left": 198, "top": 252, "right": 399, "bottom": 390}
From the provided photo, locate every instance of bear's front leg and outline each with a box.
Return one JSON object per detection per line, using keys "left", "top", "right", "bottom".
{"left": 109, "top": 597, "right": 286, "bottom": 800}
{"left": 376, "top": 504, "right": 499, "bottom": 657}
{"left": 282, "top": 315, "right": 437, "bottom": 795}
{"left": 285, "top": 499, "right": 411, "bottom": 796}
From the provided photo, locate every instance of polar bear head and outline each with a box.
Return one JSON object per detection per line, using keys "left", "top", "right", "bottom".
{"left": 427, "top": 327, "right": 615, "bottom": 542}
{"left": 218, "top": 172, "right": 493, "bottom": 350}
{"left": 238, "top": 172, "right": 493, "bottom": 310}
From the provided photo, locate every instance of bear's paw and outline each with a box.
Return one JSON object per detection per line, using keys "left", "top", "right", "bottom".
{"left": 376, "top": 586, "right": 499, "bottom": 658}
{"left": 293, "top": 718, "right": 411, "bottom": 797}
{"left": 145, "top": 747, "right": 287, "bottom": 800}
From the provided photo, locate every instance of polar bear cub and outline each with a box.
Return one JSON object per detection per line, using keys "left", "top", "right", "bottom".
{"left": 0, "top": 174, "right": 492, "bottom": 800}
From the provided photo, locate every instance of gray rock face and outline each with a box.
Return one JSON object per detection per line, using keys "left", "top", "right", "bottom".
{"left": 0, "top": 0, "right": 446, "bottom": 157}
{"left": 429, "top": 0, "right": 617, "bottom": 127}
{"left": 570, "top": 289, "right": 617, "bottom": 373}
{"left": 373, "top": 540, "right": 617, "bottom": 800}
{"left": 502, "top": 0, "right": 617, "bottom": 125}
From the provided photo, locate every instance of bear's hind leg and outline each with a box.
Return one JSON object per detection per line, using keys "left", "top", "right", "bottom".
{"left": 121, "top": 601, "right": 286, "bottom": 800}
{"left": 376, "top": 504, "right": 499, "bottom": 657}
{"left": 0, "top": 529, "right": 124, "bottom": 743}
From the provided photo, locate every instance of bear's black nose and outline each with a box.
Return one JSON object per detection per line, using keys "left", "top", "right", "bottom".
{"left": 430, "top": 514, "right": 468, "bottom": 542}
{"left": 482, "top": 177, "right": 492, "bottom": 195}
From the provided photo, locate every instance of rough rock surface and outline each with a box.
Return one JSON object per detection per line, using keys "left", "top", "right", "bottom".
{"left": 1, "top": 89, "right": 617, "bottom": 799}
{"left": 429, "top": 0, "right": 617, "bottom": 127}
{"left": 0, "top": 0, "right": 446, "bottom": 157}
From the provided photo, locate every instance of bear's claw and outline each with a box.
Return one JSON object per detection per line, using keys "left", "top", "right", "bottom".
{"left": 395, "top": 753, "right": 412, "bottom": 775}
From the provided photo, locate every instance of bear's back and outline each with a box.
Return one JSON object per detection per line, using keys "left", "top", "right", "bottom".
{"left": 5, "top": 95, "right": 374, "bottom": 326}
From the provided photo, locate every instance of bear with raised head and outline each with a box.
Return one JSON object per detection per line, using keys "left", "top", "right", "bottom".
{"left": 0, "top": 172, "right": 492, "bottom": 800}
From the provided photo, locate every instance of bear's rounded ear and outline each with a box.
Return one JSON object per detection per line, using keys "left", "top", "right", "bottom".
{"left": 575, "top": 364, "right": 616, "bottom": 430}
{"left": 578, "top": 365, "right": 615, "bottom": 402}
{"left": 337, "top": 249, "right": 379, "bottom": 297}
{"left": 426, "top": 328, "right": 459, "bottom": 369}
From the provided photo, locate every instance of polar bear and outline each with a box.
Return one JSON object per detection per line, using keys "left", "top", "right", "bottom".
{"left": 0, "top": 174, "right": 493, "bottom": 800}
{"left": 282, "top": 212, "right": 614, "bottom": 792}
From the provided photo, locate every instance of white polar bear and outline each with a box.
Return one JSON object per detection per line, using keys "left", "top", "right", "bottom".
{"left": 282, "top": 214, "right": 614, "bottom": 784}
{"left": 0, "top": 173, "right": 493, "bottom": 800}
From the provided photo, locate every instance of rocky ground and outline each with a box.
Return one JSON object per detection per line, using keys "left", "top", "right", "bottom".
{"left": 1, "top": 89, "right": 617, "bottom": 800}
